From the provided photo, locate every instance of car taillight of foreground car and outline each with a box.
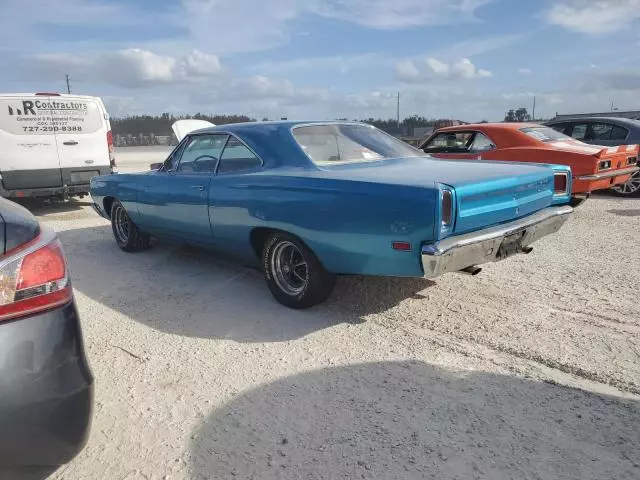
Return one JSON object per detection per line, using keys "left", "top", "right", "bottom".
{"left": 0, "top": 228, "right": 71, "bottom": 321}
{"left": 0, "top": 202, "right": 93, "bottom": 476}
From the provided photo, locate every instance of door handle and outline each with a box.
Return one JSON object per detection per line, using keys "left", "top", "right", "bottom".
{"left": 63, "top": 140, "right": 78, "bottom": 146}
{"left": 190, "top": 185, "right": 205, "bottom": 191}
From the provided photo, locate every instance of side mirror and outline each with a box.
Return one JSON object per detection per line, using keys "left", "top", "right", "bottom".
{"left": 150, "top": 162, "right": 163, "bottom": 170}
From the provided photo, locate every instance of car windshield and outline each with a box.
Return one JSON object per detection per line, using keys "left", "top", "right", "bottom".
{"left": 292, "top": 124, "right": 425, "bottom": 164}
{"left": 520, "top": 126, "right": 572, "bottom": 143}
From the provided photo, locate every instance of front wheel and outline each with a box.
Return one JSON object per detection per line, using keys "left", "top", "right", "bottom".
{"left": 110, "top": 200, "right": 150, "bottom": 252}
{"left": 611, "top": 171, "right": 640, "bottom": 197}
{"left": 262, "top": 232, "right": 336, "bottom": 309}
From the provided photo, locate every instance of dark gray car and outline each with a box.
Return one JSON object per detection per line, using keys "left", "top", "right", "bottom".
{"left": 546, "top": 117, "right": 640, "bottom": 196}
{"left": 0, "top": 198, "right": 93, "bottom": 479}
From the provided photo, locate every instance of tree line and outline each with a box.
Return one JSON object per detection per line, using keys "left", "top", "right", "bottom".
{"left": 110, "top": 113, "right": 442, "bottom": 136}
{"left": 110, "top": 109, "right": 538, "bottom": 137}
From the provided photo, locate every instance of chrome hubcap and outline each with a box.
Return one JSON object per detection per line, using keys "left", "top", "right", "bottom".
{"left": 613, "top": 171, "right": 640, "bottom": 195}
{"left": 271, "top": 241, "right": 308, "bottom": 296}
{"left": 114, "top": 205, "right": 129, "bottom": 244}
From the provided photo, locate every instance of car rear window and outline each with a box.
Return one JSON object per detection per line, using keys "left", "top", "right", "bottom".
{"left": 0, "top": 97, "right": 104, "bottom": 135}
{"left": 520, "top": 126, "right": 572, "bottom": 143}
{"left": 292, "top": 124, "right": 424, "bottom": 164}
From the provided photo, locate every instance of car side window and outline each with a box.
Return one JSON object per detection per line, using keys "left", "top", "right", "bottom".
{"left": 569, "top": 123, "right": 588, "bottom": 141}
{"left": 591, "top": 123, "right": 614, "bottom": 141}
{"left": 163, "top": 140, "right": 188, "bottom": 171}
{"left": 549, "top": 123, "right": 569, "bottom": 135}
{"left": 176, "top": 134, "right": 229, "bottom": 174}
{"left": 610, "top": 125, "right": 629, "bottom": 141}
{"left": 217, "top": 137, "right": 262, "bottom": 174}
{"left": 469, "top": 132, "right": 496, "bottom": 153}
{"left": 422, "top": 132, "right": 473, "bottom": 153}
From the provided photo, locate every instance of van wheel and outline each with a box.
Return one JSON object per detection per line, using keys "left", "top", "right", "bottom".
{"left": 262, "top": 232, "right": 336, "bottom": 309}
{"left": 110, "top": 200, "right": 150, "bottom": 252}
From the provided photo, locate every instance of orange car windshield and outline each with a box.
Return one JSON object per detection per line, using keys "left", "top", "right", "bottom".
{"left": 520, "top": 126, "right": 572, "bottom": 143}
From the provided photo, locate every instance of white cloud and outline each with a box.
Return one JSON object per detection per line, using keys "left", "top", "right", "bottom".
{"left": 180, "top": 50, "right": 222, "bottom": 77}
{"left": 250, "top": 53, "right": 384, "bottom": 75}
{"left": 450, "top": 58, "right": 492, "bottom": 79}
{"left": 397, "top": 57, "right": 492, "bottom": 82}
{"left": 518, "top": 68, "right": 532, "bottom": 75}
{"left": 432, "top": 33, "right": 528, "bottom": 58}
{"left": 546, "top": 0, "right": 640, "bottom": 35}
{"left": 30, "top": 49, "right": 222, "bottom": 88}
{"left": 502, "top": 92, "right": 563, "bottom": 106}
{"left": 309, "top": 0, "right": 495, "bottom": 29}
{"left": 395, "top": 60, "right": 422, "bottom": 81}
{"left": 426, "top": 58, "right": 450, "bottom": 76}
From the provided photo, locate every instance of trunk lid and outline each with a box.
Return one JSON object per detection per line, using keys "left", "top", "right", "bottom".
{"left": 317, "top": 156, "right": 556, "bottom": 234}
{"left": 172, "top": 120, "right": 216, "bottom": 142}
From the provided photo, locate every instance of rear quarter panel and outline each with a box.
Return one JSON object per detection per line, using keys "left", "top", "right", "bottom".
{"left": 208, "top": 173, "right": 438, "bottom": 277}
{"left": 481, "top": 147, "right": 595, "bottom": 193}
{"left": 90, "top": 173, "right": 144, "bottom": 221}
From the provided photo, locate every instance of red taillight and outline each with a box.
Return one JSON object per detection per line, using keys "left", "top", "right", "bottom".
{"left": 107, "top": 130, "right": 117, "bottom": 168}
{"left": 554, "top": 173, "right": 568, "bottom": 194}
{"left": 0, "top": 232, "right": 71, "bottom": 323}
{"left": 441, "top": 189, "right": 453, "bottom": 226}
{"left": 17, "top": 243, "right": 66, "bottom": 290}
{"left": 391, "top": 241, "right": 411, "bottom": 251}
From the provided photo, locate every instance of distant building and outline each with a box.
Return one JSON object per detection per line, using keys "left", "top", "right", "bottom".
{"left": 553, "top": 110, "right": 640, "bottom": 121}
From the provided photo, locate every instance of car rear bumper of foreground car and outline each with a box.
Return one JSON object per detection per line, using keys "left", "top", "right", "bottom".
{"left": 421, "top": 205, "right": 573, "bottom": 278}
{"left": 0, "top": 302, "right": 94, "bottom": 469}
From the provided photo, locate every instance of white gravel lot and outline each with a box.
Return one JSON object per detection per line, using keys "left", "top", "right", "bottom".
{"left": 29, "top": 148, "right": 640, "bottom": 479}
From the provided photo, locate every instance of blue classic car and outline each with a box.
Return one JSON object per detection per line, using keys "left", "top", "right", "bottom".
{"left": 90, "top": 121, "right": 573, "bottom": 308}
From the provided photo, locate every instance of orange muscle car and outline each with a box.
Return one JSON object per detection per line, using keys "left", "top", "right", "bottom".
{"left": 419, "top": 123, "right": 639, "bottom": 204}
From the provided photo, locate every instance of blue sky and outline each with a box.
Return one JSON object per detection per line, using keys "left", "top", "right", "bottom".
{"left": 1, "top": 0, "right": 639, "bottom": 121}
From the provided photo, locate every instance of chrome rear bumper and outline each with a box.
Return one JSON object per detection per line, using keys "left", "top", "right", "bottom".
{"left": 421, "top": 205, "right": 573, "bottom": 278}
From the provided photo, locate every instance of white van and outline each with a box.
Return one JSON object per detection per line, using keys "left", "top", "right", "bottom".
{"left": 0, "top": 93, "right": 115, "bottom": 199}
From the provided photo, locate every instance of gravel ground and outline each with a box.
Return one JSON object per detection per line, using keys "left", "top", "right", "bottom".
{"left": 27, "top": 150, "right": 640, "bottom": 479}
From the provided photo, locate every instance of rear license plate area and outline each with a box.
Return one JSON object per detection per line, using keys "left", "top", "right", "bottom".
{"left": 70, "top": 170, "right": 99, "bottom": 184}
{"left": 497, "top": 229, "right": 526, "bottom": 260}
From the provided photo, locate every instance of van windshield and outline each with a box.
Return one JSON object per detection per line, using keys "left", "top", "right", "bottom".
{"left": 292, "top": 124, "right": 425, "bottom": 165}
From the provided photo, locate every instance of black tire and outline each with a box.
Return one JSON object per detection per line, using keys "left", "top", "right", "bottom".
{"left": 570, "top": 196, "right": 587, "bottom": 207}
{"left": 110, "top": 200, "right": 150, "bottom": 252}
{"left": 262, "top": 232, "right": 336, "bottom": 309}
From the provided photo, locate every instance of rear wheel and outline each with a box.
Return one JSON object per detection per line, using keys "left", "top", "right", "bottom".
{"left": 110, "top": 200, "right": 150, "bottom": 252}
{"left": 262, "top": 232, "right": 336, "bottom": 309}
{"left": 611, "top": 171, "right": 640, "bottom": 197}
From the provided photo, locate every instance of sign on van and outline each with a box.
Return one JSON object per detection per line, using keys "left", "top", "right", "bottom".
{"left": 0, "top": 98, "right": 102, "bottom": 135}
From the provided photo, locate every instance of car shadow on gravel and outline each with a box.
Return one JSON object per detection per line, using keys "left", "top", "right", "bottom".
{"left": 189, "top": 360, "right": 640, "bottom": 480}
{"left": 607, "top": 209, "right": 640, "bottom": 217}
{"left": 58, "top": 226, "right": 434, "bottom": 343}
{"left": 14, "top": 198, "right": 93, "bottom": 216}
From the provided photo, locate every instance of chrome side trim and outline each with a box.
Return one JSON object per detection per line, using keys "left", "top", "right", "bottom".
{"left": 576, "top": 166, "right": 639, "bottom": 181}
{"left": 421, "top": 205, "right": 573, "bottom": 278}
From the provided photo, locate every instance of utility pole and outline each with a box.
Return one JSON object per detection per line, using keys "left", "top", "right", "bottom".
{"left": 532, "top": 96, "right": 536, "bottom": 121}
{"left": 396, "top": 92, "right": 400, "bottom": 129}
{"left": 65, "top": 74, "right": 71, "bottom": 94}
